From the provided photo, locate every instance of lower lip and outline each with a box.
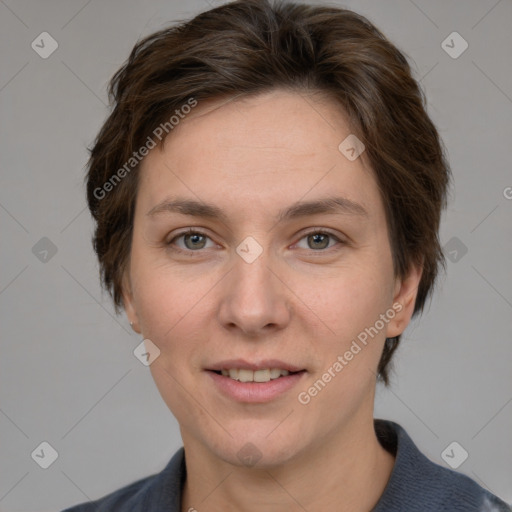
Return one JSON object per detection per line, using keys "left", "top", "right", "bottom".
{"left": 206, "top": 370, "right": 306, "bottom": 403}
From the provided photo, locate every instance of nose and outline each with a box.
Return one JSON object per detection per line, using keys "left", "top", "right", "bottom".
{"left": 217, "top": 247, "right": 292, "bottom": 337}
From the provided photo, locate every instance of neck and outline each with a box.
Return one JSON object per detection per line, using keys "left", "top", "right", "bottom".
{"left": 180, "top": 417, "right": 395, "bottom": 512}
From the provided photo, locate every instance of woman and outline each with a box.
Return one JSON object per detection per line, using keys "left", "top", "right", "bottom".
{"left": 63, "top": 1, "right": 510, "bottom": 510}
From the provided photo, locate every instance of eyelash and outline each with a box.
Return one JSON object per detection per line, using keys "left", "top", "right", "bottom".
{"left": 165, "top": 227, "right": 345, "bottom": 255}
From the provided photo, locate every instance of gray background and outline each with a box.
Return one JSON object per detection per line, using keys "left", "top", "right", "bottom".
{"left": 1, "top": 0, "right": 511, "bottom": 510}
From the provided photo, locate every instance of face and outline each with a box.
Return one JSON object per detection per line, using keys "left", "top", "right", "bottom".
{"left": 123, "top": 89, "right": 420, "bottom": 467}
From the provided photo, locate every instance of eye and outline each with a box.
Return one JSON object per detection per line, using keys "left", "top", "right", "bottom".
{"left": 167, "top": 229, "right": 216, "bottom": 252}
{"left": 295, "top": 230, "right": 343, "bottom": 251}
{"left": 165, "top": 228, "right": 344, "bottom": 254}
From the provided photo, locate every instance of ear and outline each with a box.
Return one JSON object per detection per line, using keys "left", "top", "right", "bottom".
{"left": 122, "top": 272, "right": 141, "bottom": 334}
{"left": 385, "top": 262, "right": 423, "bottom": 339}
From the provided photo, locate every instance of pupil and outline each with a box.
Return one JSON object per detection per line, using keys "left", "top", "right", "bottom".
{"left": 186, "top": 233, "right": 205, "bottom": 249}
{"left": 309, "top": 233, "right": 328, "bottom": 250}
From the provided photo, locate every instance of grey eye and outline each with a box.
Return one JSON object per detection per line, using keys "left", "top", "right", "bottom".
{"left": 307, "top": 233, "right": 331, "bottom": 250}
{"left": 183, "top": 233, "right": 208, "bottom": 250}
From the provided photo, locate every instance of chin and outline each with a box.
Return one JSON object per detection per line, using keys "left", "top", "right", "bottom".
{"left": 204, "top": 428, "right": 307, "bottom": 470}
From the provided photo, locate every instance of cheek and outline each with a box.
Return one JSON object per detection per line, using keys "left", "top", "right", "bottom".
{"left": 132, "top": 268, "right": 213, "bottom": 423}
{"left": 295, "top": 256, "right": 395, "bottom": 400}
{"left": 302, "top": 274, "right": 393, "bottom": 407}
{"left": 131, "top": 260, "right": 220, "bottom": 374}
{"left": 131, "top": 244, "right": 205, "bottom": 333}
{"left": 298, "top": 261, "right": 394, "bottom": 344}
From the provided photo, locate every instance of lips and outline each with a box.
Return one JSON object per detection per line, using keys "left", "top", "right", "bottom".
{"left": 205, "top": 359, "right": 306, "bottom": 401}
{"left": 206, "top": 367, "right": 306, "bottom": 403}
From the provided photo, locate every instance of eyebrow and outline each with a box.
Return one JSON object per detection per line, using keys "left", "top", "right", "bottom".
{"left": 146, "top": 196, "right": 368, "bottom": 222}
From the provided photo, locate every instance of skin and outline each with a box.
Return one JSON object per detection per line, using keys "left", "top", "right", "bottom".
{"left": 123, "top": 89, "right": 422, "bottom": 512}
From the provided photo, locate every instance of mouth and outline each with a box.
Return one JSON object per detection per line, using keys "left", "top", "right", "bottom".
{"left": 209, "top": 368, "right": 304, "bottom": 383}
{"left": 205, "top": 360, "right": 307, "bottom": 403}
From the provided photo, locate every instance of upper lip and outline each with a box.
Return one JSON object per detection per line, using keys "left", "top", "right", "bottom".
{"left": 207, "top": 359, "right": 305, "bottom": 372}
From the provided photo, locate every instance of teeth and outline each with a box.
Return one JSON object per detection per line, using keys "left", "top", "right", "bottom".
{"left": 238, "top": 369, "right": 253, "bottom": 383}
{"left": 254, "top": 369, "right": 270, "bottom": 382}
{"left": 219, "top": 368, "right": 291, "bottom": 383}
{"left": 269, "top": 368, "right": 281, "bottom": 379}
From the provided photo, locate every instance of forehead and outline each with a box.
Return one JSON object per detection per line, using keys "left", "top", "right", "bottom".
{"left": 158, "top": 90, "right": 357, "bottom": 165}
{"left": 137, "top": 89, "right": 381, "bottom": 218}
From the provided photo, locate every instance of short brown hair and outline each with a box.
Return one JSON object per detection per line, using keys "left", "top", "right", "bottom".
{"left": 86, "top": 0, "right": 450, "bottom": 384}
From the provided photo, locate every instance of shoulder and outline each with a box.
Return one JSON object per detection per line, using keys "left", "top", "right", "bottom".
{"left": 61, "top": 447, "right": 185, "bottom": 512}
{"left": 60, "top": 475, "right": 155, "bottom": 512}
{"left": 373, "top": 419, "right": 511, "bottom": 512}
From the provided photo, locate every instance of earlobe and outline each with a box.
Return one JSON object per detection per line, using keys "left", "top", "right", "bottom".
{"left": 127, "top": 310, "right": 141, "bottom": 334}
{"left": 122, "top": 274, "right": 141, "bottom": 334}
{"left": 125, "top": 306, "right": 142, "bottom": 334}
{"left": 385, "top": 263, "right": 423, "bottom": 339}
